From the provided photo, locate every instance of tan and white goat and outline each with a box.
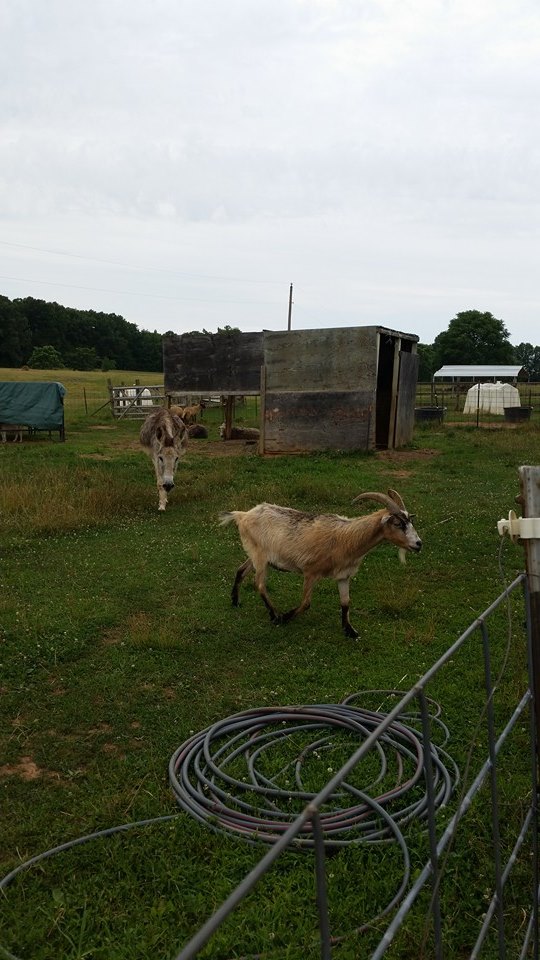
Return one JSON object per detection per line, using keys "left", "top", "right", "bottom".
{"left": 140, "top": 408, "right": 188, "bottom": 511}
{"left": 182, "top": 401, "right": 206, "bottom": 424}
{"left": 219, "top": 489, "right": 422, "bottom": 638}
{"left": 169, "top": 404, "right": 185, "bottom": 419}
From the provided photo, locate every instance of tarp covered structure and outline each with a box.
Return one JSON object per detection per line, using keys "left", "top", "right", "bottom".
{"left": 462, "top": 381, "right": 521, "bottom": 415}
{"left": 0, "top": 381, "right": 66, "bottom": 437}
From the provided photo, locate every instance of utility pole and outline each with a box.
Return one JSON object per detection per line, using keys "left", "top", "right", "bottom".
{"left": 287, "top": 283, "right": 293, "bottom": 331}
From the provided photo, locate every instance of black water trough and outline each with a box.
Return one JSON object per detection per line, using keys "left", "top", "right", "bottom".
{"left": 415, "top": 406, "right": 446, "bottom": 423}
{"left": 504, "top": 406, "right": 532, "bottom": 423}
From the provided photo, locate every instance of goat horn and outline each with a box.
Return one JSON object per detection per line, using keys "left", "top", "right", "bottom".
{"left": 351, "top": 492, "right": 403, "bottom": 515}
{"left": 387, "top": 489, "right": 406, "bottom": 510}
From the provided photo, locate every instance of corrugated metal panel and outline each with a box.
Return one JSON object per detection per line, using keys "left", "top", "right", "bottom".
{"left": 433, "top": 365, "right": 523, "bottom": 378}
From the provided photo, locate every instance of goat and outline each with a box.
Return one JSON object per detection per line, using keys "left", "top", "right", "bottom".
{"left": 219, "top": 489, "right": 422, "bottom": 638}
{"left": 182, "top": 400, "right": 206, "bottom": 424}
{"left": 187, "top": 423, "right": 208, "bottom": 439}
{"left": 169, "top": 404, "right": 185, "bottom": 419}
{"left": 219, "top": 423, "right": 260, "bottom": 442}
{"left": 140, "top": 408, "right": 188, "bottom": 511}
{"left": 1, "top": 424, "right": 24, "bottom": 443}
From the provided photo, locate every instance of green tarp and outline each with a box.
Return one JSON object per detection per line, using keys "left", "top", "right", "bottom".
{"left": 0, "top": 381, "right": 66, "bottom": 430}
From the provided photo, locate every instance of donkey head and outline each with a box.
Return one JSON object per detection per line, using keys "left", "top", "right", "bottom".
{"left": 154, "top": 426, "right": 187, "bottom": 492}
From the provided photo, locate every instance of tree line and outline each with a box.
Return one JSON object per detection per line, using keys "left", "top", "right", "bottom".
{"left": 417, "top": 310, "right": 540, "bottom": 381}
{"left": 1, "top": 296, "right": 538, "bottom": 380}
{"left": 0, "top": 295, "right": 164, "bottom": 371}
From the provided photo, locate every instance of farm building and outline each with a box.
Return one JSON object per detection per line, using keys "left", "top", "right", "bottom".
{"left": 163, "top": 325, "right": 419, "bottom": 452}
{"left": 433, "top": 364, "right": 525, "bottom": 384}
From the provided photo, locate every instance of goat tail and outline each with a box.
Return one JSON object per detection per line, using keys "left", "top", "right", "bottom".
{"left": 218, "top": 511, "right": 237, "bottom": 527}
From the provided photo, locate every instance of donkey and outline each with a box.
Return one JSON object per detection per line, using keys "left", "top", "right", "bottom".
{"left": 140, "top": 408, "right": 188, "bottom": 511}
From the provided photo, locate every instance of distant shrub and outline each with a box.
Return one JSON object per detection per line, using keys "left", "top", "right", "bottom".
{"left": 27, "top": 345, "right": 64, "bottom": 368}
{"left": 65, "top": 347, "right": 100, "bottom": 371}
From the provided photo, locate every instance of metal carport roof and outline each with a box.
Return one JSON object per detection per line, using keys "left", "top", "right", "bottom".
{"left": 433, "top": 365, "right": 523, "bottom": 379}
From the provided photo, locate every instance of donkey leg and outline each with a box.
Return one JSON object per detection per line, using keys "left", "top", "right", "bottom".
{"left": 158, "top": 483, "right": 168, "bottom": 511}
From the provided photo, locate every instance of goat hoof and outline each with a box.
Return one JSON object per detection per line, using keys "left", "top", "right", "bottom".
{"left": 344, "top": 626, "right": 359, "bottom": 639}
{"left": 280, "top": 610, "right": 296, "bottom": 624}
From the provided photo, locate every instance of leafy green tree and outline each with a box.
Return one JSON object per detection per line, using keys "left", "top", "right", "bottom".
{"left": 27, "top": 345, "right": 64, "bottom": 368}
{"left": 65, "top": 346, "right": 100, "bottom": 370}
{"left": 0, "top": 294, "right": 163, "bottom": 371}
{"left": 433, "top": 310, "right": 515, "bottom": 367}
{"left": 417, "top": 343, "right": 436, "bottom": 381}
{"left": 0, "top": 296, "right": 32, "bottom": 365}
{"left": 515, "top": 342, "right": 540, "bottom": 380}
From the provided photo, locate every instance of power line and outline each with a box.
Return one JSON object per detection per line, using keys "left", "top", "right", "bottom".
{"left": 0, "top": 274, "right": 283, "bottom": 307}
{"left": 0, "top": 240, "right": 284, "bottom": 286}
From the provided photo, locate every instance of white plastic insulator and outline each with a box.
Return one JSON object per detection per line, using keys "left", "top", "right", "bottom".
{"left": 497, "top": 510, "right": 540, "bottom": 543}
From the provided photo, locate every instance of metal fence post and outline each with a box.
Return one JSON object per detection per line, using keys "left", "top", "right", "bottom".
{"left": 519, "top": 465, "right": 540, "bottom": 959}
{"left": 519, "top": 467, "right": 540, "bottom": 754}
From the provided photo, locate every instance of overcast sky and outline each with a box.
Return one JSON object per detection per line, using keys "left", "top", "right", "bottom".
{"left": 1, "top": 0, "right": 539, "bottom": 346}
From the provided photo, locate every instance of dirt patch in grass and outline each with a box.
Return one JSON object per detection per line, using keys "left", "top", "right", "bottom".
{"left": 375, "top": 448, "right": 440, "bottom": 462}
{"left": 79, "top": 453, "right": 113, "bottom": 460}
{"left": 190, "top": 440, "right": 259, "bottom": 458}
{"left": 444, "top": 421, "right": 520, "bottom": 429}
{"left": 0, "top": 756, "right": 60, "bottom": 781}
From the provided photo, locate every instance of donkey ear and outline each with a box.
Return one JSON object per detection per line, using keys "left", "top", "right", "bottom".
{"left": 156, "top": 427, "right": 163, "bottom": 441}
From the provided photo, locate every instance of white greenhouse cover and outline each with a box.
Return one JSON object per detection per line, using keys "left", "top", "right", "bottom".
{"left": 463, "top": 382, "right": 521, "bottom": 415}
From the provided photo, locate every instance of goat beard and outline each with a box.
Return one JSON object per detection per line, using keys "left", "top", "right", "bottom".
{"left": 398, "top": 548, "right": 407, "bottom": 565}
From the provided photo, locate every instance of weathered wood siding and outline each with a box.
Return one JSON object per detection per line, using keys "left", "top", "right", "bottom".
{"left": 263, "top": 391, "right": 374, "bottom": 452}
{"left": 163, "top": 331, "right": 263, "bottom": 395}
{"left": 394, "top": 351, "right": 419, "bottom": 447}
{"left": 263, "top": 327, "right": 379, "bottom": 391}
{"left": 262, "top": 327, "right": 379, "bottom": 452}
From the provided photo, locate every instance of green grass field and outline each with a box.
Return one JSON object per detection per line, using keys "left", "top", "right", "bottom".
{"left": 0, "top": 368, "right": 538, "bottom": 959}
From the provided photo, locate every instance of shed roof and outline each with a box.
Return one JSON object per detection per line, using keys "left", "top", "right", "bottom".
{"left": 433, "top": 365, "right": 523, "bottom": 379}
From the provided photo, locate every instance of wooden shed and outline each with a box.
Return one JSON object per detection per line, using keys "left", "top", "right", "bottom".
{"left": 163, "top": 325, "right": 418, "bottom": 452}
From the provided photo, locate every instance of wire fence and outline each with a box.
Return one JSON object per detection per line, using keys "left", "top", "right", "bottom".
{"left": 416, "top": 381, "right": 540, "bottom": 427}
{"left": 65, "top": 380, "right": 540, "bottom": 430}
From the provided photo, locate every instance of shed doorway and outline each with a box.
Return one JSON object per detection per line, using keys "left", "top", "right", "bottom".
{"left": 375, "top": 334, "right": 397, "bottom": 448}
